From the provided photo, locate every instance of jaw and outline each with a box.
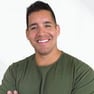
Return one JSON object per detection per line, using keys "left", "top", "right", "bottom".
{"left": 34, "top": 40, "right": 58, "bottom": 56}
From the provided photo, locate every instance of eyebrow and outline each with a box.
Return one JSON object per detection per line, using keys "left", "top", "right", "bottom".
{"left": 43, "top": 21, "right": 53, "bottom": 25}
{"left": 28, "top": 23, "right": 38, "bottom": 28}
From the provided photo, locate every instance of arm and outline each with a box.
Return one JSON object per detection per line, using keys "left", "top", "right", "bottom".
{"left": 7, "top": 90, "right": 18, "bottom": 94}
{"left": 72, "top": 63, "right": 94, "bottom": 94}
{"left": 0, "top": 64, "right": 18, "bottom": 94}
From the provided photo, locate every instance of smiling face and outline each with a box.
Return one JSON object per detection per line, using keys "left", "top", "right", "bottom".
{"left": 26, "top": 10, "right": 60, "bottom": 55}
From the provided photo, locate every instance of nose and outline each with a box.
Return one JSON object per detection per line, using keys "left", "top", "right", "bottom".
{"left": 37, "top": 26, "right": 46, "bottom": 36}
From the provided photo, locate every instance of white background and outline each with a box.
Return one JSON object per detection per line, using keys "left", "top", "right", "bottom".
{"left": 0, "top": 0, "right": 94, "bottom": 84}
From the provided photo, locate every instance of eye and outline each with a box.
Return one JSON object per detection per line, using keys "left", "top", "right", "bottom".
{"left": 45, "top": 24, "right": 52, "bottom": 28}
{"left": 29, "top": 26, "right": 37, "bottom": 31}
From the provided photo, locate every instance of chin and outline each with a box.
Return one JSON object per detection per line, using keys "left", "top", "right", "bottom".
{"left": 36, "top": 49, "right": 51, "bottom": 55}
{"left": 35, "top": 46, "right": 56, "bottom": 55}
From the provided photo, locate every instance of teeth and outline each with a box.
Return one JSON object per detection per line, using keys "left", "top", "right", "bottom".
{"left": 38, "top": 40, "right": 49, "bottom": 43}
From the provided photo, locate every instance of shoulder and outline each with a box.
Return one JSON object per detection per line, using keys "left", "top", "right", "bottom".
{"left": 11, "top": 54, "right": 35, "bottom": 68}
{"left": 62, "top": 52, "right": 94, "bottom": 81}
{"left": 7, "top": 54, "right": 35, "bottom": 75}
{"left": 62, "top": 52, "right": 93, "bottom": 70}
{"left": 3, "top": 54, "right": 35, "bottom": 82}
{"left": 63, "top": 52, "right": 94, "bottom": 93}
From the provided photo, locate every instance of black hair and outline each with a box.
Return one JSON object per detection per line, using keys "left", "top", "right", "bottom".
{"left": 26, "top": 1, "right": 56, "bottom": 28}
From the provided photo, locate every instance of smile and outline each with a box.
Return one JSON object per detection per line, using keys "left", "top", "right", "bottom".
{"left": 38, "top": 39, "right": 49, "bottom": 43}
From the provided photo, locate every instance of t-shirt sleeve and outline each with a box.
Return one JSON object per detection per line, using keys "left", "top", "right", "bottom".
{"left": 0, "top": 64, "right": 17, "bottom": 94}
{"left": 72, "top": 61, "right": 94, "bottom": 94}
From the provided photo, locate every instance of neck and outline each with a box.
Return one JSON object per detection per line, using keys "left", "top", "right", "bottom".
{"left": 35, "top": 49, "right": 62, "bottom": 66}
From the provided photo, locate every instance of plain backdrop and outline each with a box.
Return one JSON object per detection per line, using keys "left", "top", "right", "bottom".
{"left": 0, "top": 0, "right": 94, "bottom": 84}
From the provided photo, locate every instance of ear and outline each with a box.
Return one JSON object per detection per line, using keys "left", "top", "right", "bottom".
{"left": 26, "top": 29, "right": 29, "bottom": 40}
{"left": 56, "top": 24, "right": 60, "bottom": 36}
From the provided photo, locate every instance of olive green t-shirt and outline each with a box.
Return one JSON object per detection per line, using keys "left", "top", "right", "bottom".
{"left": 0, "top": 52, "right": 94, "bottom": 94}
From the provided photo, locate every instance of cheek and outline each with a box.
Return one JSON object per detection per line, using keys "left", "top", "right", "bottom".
{"left": 27, "top": 32, "right": 36, "bottom": 40}
{"left": 50, "top": 31, "right": 58, "bottom": 38}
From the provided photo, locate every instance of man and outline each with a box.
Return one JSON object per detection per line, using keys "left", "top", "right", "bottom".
{"left": 0, "top": 1, "right": 94, "bottom": 94}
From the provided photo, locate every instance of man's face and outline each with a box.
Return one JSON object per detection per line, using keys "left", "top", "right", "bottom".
{"left": 26, "top": 10, "right": 60, "bottom": 55}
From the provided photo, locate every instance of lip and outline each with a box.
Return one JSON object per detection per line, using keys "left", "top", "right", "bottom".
{"left": 38, "top": 39, "right": 49, "bottom": 43}
{"left": 37, "top": 39, "right": 51, "bottom": 44}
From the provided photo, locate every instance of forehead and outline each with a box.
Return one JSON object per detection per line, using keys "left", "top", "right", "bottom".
{"left": 28, "top": 10, "right": 55, "bottom": 24}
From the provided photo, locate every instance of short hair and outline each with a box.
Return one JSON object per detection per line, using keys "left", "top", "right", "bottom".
{"left": 26, "top": 1, "right": 57, "bottom": 28}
